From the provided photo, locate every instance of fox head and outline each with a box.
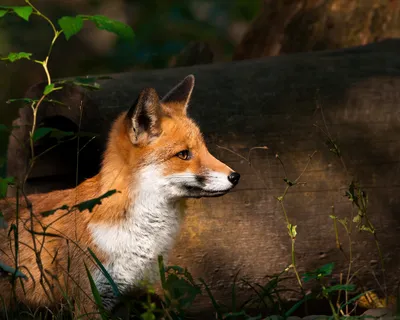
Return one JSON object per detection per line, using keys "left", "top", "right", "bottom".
{"left": 104, "top": 75, "right": 240, "bottom": 201}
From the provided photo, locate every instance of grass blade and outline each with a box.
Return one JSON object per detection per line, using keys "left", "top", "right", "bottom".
{"left": 84, "top": 262, "right": 108, "bottom": 320}
{"left": 88, "top": 247, "right": 120, "bottom": 297}
{"left": 231, "top": 270, "right": 240, "bottom": 317}
{"left": 284, "top": 294, "right": 314, "bottom": 317}
{"left": 199, "top": 278, "right": 223, "bottom": 320}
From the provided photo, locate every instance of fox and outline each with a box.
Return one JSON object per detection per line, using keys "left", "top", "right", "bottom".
{"left": 0, "top": 75, "right": 240, "bottom": 317}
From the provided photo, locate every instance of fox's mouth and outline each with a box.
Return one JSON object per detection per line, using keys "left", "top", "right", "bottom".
{"left": 183, "top": 185, "right": 234, "bottom": 198}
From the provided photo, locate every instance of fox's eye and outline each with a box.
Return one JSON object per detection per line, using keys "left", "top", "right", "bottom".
{"left": 176, "top": 150, "right": 191, "bottom": 160}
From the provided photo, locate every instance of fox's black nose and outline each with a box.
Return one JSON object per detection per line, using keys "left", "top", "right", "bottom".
{"left": 228, "top": 172, "right": 240, "bottom": 185}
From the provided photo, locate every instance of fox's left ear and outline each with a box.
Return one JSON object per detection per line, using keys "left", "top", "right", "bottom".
{"left": 126, "top": 87, "right": 162, "bottom": 145}
{"left": 161, "top": 75, "right": 195, "bottom": 116}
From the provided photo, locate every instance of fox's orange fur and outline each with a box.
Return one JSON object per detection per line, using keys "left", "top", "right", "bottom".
{"left": 0, "top": 75, "right": 240, "bottom": 317}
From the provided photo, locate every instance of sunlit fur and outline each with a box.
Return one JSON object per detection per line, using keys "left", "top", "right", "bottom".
{"left": 0, "top": 75, "right": 238, "bottom": 316}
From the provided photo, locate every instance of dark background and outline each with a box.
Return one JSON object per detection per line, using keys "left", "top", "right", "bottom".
{"left": 0, "top": 0, "right": 261, "bottom": 172}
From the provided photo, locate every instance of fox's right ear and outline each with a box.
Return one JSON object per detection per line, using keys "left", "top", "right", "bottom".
{"left": 125, "top": 88, "right": 162, "bottom": 145}
{"left": 161, "top": 74, "right": 195, "bottom": 116}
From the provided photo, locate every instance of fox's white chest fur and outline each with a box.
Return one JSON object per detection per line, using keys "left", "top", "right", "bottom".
{"left": 89, "top": 165, "right": 182, "bottom": 308}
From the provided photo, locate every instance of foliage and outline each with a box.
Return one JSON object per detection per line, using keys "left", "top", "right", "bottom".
{"left": 0, "top": 2, "right": 136, "bottom": 319}
{"left": 58, "top": 15, "right": 134, "bottom": 41}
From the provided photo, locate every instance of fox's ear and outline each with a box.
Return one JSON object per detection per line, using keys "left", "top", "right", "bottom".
{"left": 161, "top": 75, "right": 195, "bottom": 115}
{"left": 126, "top": 88, "right": 162, "bottom": 145}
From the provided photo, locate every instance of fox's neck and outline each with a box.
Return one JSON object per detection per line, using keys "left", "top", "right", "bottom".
{"left": 126, "top": 188, "right": 183, "bottom": 256}
{"left": 89, "top": 164, "right": 183, "bottom": 262}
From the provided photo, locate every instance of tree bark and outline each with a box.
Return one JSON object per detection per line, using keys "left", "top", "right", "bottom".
{"left": 234, "top": 0, "right": 400, "bottom": 60}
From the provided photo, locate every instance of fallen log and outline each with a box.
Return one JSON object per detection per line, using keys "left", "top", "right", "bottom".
{"left": 6, "top": 39, "right": 400, "bottom": 314}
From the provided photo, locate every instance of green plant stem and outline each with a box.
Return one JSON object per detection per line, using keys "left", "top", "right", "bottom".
{"left": 42, "top": 30, "right": 62, "bottom": 85}
{"left": 291, "top": 236, "right": 302, "bottom": 288}
{"left": 26, "top": 0, "right": 62, "bottom": 85}
{"left": 278, "top": 186, "right": 302, "bottom": 289}
{"left": 279, "top": 186, "right": 290, "bottom": 223}
{"left": 316, "top": 103, "right": 387, "bottom": 306}
{"left": 25, "top": 0, "right": 57, "bottom": 35}
{"left": 328, "top": 297, "right": 339, "bottom": 320}
{"left": 276, "top": 152, "right": 316, "bottom": 291}
{"left": 19, "top": 2, "right": 64, "bottom": 303}
{"left": 294, "top": 151, "right": 317, "bottom": 183}
{"left": 320, "top": 283, "right": 339, "bottom": 320}
{"left": 332, "top": 215, "right": 341, "bottom": 251}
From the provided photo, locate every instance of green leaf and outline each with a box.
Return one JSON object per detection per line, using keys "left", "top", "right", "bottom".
{"left": 0, "top": 6, "right": 32, "bottom": 21}
{"left": 80, "top": 15, "right": 134, "bottom": 42}
{"left": 199, "top": 278, "right": 222, "bottom": 319}
{"left": 44, "top": 99, "right": 69, "bottom": 107}
{"left": 12, "top": 6, "right": 32, "bottom": 21}
{"left": 40, "top": 205, "right": 69, "bottom": 217}
{"left": 165, "top": 265, "right": 198, "bottom": 288}
{"left": 73, "top": 189, "right": 117, "bottom": 213}
{"left": 1, "top": 52, "right": 32, "bottom": 62}
{"left": 360, "top": 225, "right": 374, "bottom": 234}
{"left": 84, "top": 262, "right": 108, "bottom": 320}
{"left": 7, "top": 98, "right": 68, "bottom": 108}
{"left": 346, "top": 181, "right": 358, "bottom": 203}
{"left": 74, "top": 76, "right": 100, "bottom": 84}
{"left": 49, "top": 129, "right": 74, "bottom": 140}
{"left": 288, "top": 224, "right": 297, "bottom": 238}
{"left": 7, "top": 98, "right": 35, "bottom": 104}
{"left": 141, "top": 310, "right": 156, "bottom": 320}
{"left": 317, "top": 262, "right": 335, "bottom": 276}
{"left": 32, "top": 127, "right": 76, "bottom": 143}
{"left": 0, "top": 262, "right": 27, "bottom": 279}
{"left": 231, "top": 270, "right": 240, "bottom": 314}
{"left": 32, "top": 127, "right": 53, "bottom": 142}
{"left": 324, "top": 284, "right": 356, "bottom": 293}
{"left": 43, "top": 84, "right": 54, "bottom": 95}
{"left": 87, "top": 247, "right": 121, "bottom": 297}
{"left": 302, "top": 263, "right": 335, "bottom": 282}
{"left": 0, "top": 177, "right": 14, "bottom": 198}
{"left": 157, "top": 255, "right": 170, "bottom": 305}
{"left": 165, "top": 273, "right": 201, "bottom": 311}
{"left": 284, "top": 294, "right": 314, "bottom": 317}
{"left": 0, "top": 10, "right": 7, "bottom": 18}
{"left": 58, "top": 16, "right": 84, "bottom": 40}
{"left": 56, "top": 78, "right": 101, "bottom": 91}
{"left": 43, "top": 84, "right": 62, "bottom": 95}
{"left": 73, "top": 81, "right": 100, "bottom": 91}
